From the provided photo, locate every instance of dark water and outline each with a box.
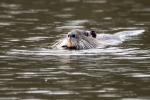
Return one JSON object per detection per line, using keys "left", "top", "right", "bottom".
{"left": 0, "top": 0, "right": 150, "bottom": 100}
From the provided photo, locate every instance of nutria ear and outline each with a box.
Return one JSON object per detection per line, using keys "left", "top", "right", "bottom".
{"left": 90, "top": 31, "right": 96, "bottom": 38}
{"left": 84, "top": 32, "right": 89, "bottom": 37}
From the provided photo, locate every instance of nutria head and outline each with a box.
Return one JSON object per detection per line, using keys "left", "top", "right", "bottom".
{"left": 52, "top": 29, "right": 98, "bottom": 50}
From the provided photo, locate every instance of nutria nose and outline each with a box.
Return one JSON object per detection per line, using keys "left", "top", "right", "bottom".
{"left": 62, "top": 45, "right": 68, "bottom": 49}
{"left": 62, "top": 45, "right": 76, "bottom": 49}
{"left": 62, "top": 45, "right": 67, "bottom": 48}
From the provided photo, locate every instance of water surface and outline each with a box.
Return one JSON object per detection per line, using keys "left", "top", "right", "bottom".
{"left": 0, "top": 0, "right": 150, "bottom": 100}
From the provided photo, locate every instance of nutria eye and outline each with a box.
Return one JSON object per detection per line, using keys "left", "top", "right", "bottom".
{"left": 71, "top": 34, "right": 76, "bottom": 38}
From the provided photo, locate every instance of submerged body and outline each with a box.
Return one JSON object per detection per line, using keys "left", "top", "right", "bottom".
{"left": 52, "top": 29, "right": 145, "bottom": 50}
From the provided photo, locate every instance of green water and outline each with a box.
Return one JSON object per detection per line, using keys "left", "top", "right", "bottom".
{"left": 0, "top": 0, "right": 150, "bottom": 100}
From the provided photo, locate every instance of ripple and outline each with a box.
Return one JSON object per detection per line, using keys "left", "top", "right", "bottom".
{"left": 62, "top": 8, "right": 74, "bottom": 11}
{"left": 0, "top": 3, "right": 21, "bottom": 9}
{"left": 8, "top": 39, "right": 20, "bottom": 42}
{"left": 93, "top": 9, "right": 104, "bottom": 13}
{"left": 16, "top": 18, "right": 39, "bottom": 22}
{"left": 64, "top": 0, "right": 80, "bottom": 3}
{"left": 83, "top": 0, "right": 107, "bottom": 4}
{"left": 34, "top": 26, "right": 50, "bottom": 30}
{"left": 121, "top": 98, "right": 149, "bottom": 100}
{"left": 110, "top": 27, "right": 141, "bottom": 31}
{"left": 132, "top": 8, "right": 150, "bottom": 12}
{"left": 5, "top": 9, "right": 48, "bottom": 15}
{"left": 6, "top": 46, "right": 150, "bottom": 57}
{"left": 55, "top": 14, "right": 74, "bottom": 18}
{"left": 0, "top": 15, "right": 14, "bottom": 19}
{"left": 15, "top": 72, "right": 41, "bottom": 78}
{"left": 129, "top": 73, "right": 150, "bottom": 78}
{"left": 55, "top": 19, "right": 90, "bottom": 30}
{"left": 103, "top": 17, "right": 112, "bottom": 20}
{"left": 25, "top": 90, "right": 78, "bottom": 95}
{"left": 64, "top": 20, "right": 89, "bottom": 26}
{"left": 0, "top": 22, "right": 14, "bottom": 26}
{"left": 98, "top": 94, "right": 121, "bottom": 98}
{"left": 114, "top": 56, "right": 150, "bottom": 60}
{"left": 23, "top": 36, "right": 49, "bottom": 41}
{"left": 56, "top": 25, "right": 84, "bottom": 30}
{"left": 0, "top": 97, "right": 18, "bottom": 100}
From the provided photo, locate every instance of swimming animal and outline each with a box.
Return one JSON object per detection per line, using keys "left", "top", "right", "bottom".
{"left": 52, "top": 29, "right": 145, "bottom": 50}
